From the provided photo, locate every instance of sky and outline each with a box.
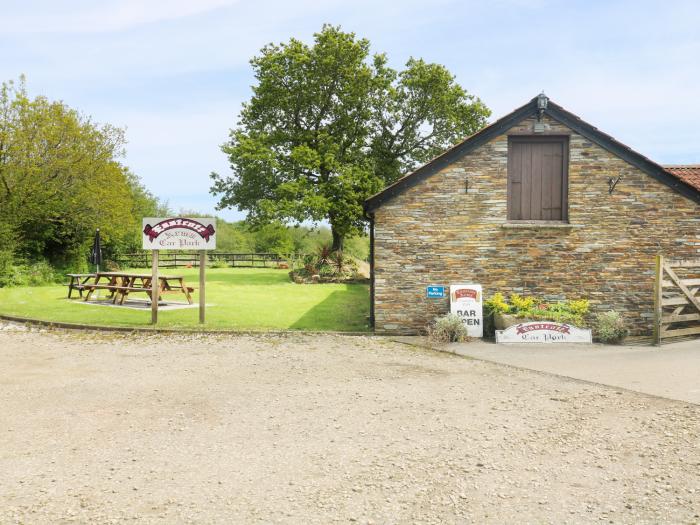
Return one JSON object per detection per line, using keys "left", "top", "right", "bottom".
{"left": 1, "top": 0, "right": 698, "bottom": 221}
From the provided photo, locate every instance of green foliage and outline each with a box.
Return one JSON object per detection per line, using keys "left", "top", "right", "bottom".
{"left": 343, "top": 235, "right": 369, "bottom": 261}
{"left": 0, "top": 76, "right": 165, "bottom": 281}
{"left": 484, "top": 293, "right": 590, "bottom": 326}
{"left": 509, "top": 293, "right": 535, "bottom": 312}
{"left": 213, "top": 219, "right": 368, "bottom": 261}
{"left": 249, "top": 222, "right": 294, "bottom": 254}
{"left": 0, "top": 260, "right": 59, "bottom": 287}
{"left": 291, "top": 247, "right": 359, "bottom": 283}
{"left": 484, "top": 292, "right": 509, "bottom": 314}
{"left": 594, "top": 311, "right": 628, "bottom": 344}
{"left": 210, "top": 258, "right": 230, "bottom": 269}
{"left": 429, "top": 313, "right": 469, "bottom": 343}
{"left": 215, "top": 221, "right": 254, "bottom": 252}
{"left": 0, "top": 222, "right": 17, "bottom": 285}
{"left": 566, "top": 299, "right": 591, "bottom": 316}
{"left": 211, "top": 24, "right": 490, "bottom": 249}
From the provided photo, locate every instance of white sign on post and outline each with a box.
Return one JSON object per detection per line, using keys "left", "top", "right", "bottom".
{"left": 142, "top": 217, "right": 216, "bottom": 250}
{"left": 141, "top": 217, "right": 216, "bottom": 325}
{"left": 450, "top": 284, "right": 483, "bottom": 338}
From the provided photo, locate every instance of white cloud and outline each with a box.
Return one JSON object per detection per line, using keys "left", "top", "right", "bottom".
{"left": 0, "top": 0, "right": 240, "bottom": 34}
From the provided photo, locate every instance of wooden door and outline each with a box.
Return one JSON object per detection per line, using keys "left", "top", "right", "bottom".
{"left": 508, "top": 138, "right": 567, "bottom": 221}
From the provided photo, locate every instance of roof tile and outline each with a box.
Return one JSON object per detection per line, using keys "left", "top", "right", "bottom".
{"left": 664, "top": 165, "right": 700, "bottom": 192}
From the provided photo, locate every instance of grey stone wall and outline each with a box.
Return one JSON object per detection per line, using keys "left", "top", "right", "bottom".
{"left": 372, "top": 115, "right": 700, "bottom": 335}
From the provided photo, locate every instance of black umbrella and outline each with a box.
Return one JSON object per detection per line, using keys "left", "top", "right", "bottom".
{"left": 89, "top": 228, "right": 102, "bottom": 272}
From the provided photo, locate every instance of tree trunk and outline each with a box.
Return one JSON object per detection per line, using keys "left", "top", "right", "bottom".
{"left": 331, "top": 228, "right": 344, "bottom": 252}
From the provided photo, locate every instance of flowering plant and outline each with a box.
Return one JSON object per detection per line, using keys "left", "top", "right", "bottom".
{"left": 484, "top": 293, "right": 590, "bottom": 326}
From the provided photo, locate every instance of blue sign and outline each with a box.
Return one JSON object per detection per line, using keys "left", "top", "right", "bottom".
{"left": 426, "top": 285, "right": 446, "bottom": 298}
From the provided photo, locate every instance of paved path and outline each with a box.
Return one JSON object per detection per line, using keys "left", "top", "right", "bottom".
{"left": 397, "top": 337, "right": 700, "bottom": 404}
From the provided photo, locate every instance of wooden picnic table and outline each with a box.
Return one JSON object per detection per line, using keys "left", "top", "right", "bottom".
{"left": 66, "top": 273, "right": 96, "bottom": 298}
{"left": 80, "top": 272, "right": 194, "bottom": 305}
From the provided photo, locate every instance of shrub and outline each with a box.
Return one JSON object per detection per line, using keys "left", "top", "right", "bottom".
{"left": 210, "top": 258, "right": 230, "bottom": 269}
{"left": 429, "top": 313, "right": 469, "bottom": 343}
{"left": 316, "top": 243, "right": 332, "bottom": 267}
{"left": 0, "top": 222, "right": 18, "bottom": 287}
{"left": 0, "top": 260, "right": 59, "bottom": 287}
{"left": 509, "top": 293, "right": 535, "bottom": 311}
{"left": 566, "top": 299, "right": 590, "bottom": 316}
{"left": 318, "top": 264, "right": 335, "bottom": 277}
{"left": 290, "top": 248, "right": 360, "bottom": 283}
{"left": 0, "top": 264, "right": 26, "bottom": 287}
{"left": 594, "top": 311, "right": 628, "bottom": 344}
{"left": 483, "top": 293, "right": 590, "bottom": 327}
{"left": 484, "top": 292, "right": 510, "bottom": 314}
{"left": 103, "top": 260, "right": 121, "bottom": 271}
{"left": 26, "top": 261, "right": 58, "bottom": 286}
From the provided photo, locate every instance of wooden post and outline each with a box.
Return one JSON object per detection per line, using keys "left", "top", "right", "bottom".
{"left": 199, "top": 250, "right": 206, "bottom": 324}
{"left": 151, "top": 249, "right": 159, "bottom": 325}
{"left": 653, "top": 253, "right": 663, "bottom": 346}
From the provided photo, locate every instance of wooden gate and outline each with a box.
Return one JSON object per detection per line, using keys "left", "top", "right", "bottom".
{"left": 654, "top": 255, "right": 700, "bottom": 344}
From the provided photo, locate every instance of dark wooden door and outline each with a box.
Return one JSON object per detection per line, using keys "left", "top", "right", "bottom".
{"left": 508, "top": 138, "right": 567, "bottom": 221}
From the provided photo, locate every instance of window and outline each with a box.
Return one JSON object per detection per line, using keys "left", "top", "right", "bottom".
{"left": 507, "top": 136, "right": 568, "bottom": 221}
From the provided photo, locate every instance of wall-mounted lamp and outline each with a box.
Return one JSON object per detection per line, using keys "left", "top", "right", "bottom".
{"left": 536, "top": 92, "right": 548, "bottom": 122}
{"left": 608, "top": 174, "right": 623, "bottom": 194}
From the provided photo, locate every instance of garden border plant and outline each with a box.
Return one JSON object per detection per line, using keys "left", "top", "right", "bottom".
{"left": 289, "top": 244, "right": 366, "bottom": 284}
{"left": 593, "top": 310, "right": 628, "bottom": 344}
{"left": 428, "top": 313, "right": 470, "bottom": 343}
{"left": 483, "top": 292, "right": 590, "bottom": 337}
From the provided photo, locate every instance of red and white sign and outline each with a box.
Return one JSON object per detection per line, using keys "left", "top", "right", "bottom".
{"left": 142, "top": 217, "right": 217, "bottom": 250}
{"left": 450, "top": 284, "right": 483, "bottom": 338}
{"left": 496, "top": 322, "right": 592, "bottom": 343}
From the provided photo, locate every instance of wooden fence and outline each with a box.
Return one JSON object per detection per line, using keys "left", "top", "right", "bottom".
{"left": 114, "top": 252, "right": 287, "bottom": 269}
{"left": 654, "top": 255, "right": 700, "bottom": 344}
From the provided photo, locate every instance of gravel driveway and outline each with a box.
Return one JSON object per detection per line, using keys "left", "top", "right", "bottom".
{"left": 1, "top": 324, "right": 699, "bottom": 524}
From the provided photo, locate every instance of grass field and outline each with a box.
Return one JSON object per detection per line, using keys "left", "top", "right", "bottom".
{"left": 0, "top": 268, "right": 370, "bottom": 331}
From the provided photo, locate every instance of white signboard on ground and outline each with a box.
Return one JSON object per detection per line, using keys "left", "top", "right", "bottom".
{"left": 142, "top": 217, "right": 216, "bottom": 250}
{"left": 496, "top": 322, "right": 592, "bottom": 344}
{"left": 450, "top": 284, "right": 483, "bottom": 338}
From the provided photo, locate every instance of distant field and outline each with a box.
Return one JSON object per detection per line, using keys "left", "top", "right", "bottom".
{"left": 0, "top": 268, "right": 370, "bottom": 331}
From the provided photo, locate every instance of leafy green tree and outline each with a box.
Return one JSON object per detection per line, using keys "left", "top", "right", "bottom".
{"left": 288, "top": 225, "right": 332, "bottom": 255}
{"left": 249, "top": 222, "right": 294, "bottom": 255}
{"left": 211, "top": 25, "right": 490, "bottom": 250}
{"left": 0, "top": 77, "right": 159, "bottom": 270}
{"left": 106, "top": 169, "right": 170, "bottom": 257}
{"left": 214, "top": 220, "right": 254, "bottom": 252}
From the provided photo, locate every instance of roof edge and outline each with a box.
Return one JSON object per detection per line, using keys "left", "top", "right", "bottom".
{"left": 544, "top": 102, "right": 700, "bottom": 205}
{"left": 364, "top": 96, "right": 700, "bottom": 213}
{"left": 364, "top": 96, "right": 539, "bottom": 213}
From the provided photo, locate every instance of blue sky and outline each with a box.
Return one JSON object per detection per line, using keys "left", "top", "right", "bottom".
{"left": 2, "top": 0, "right": 698, "bottom": 221}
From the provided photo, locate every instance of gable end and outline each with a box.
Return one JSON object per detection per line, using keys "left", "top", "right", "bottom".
{"left": 364, "top": 96, "right": 700, "bottom": 212}
{"left": 363, "top": 97, "right": 539, "bottom": 213}
{"left": 545, "top": 102, "right": 700, "bottom": 205}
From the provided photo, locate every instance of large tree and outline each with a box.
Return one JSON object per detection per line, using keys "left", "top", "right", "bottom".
{"left": 0, "top": 77, "right": 163, "bottom": 269}
{"left": 211, "top": 25, "right": 490, "bottom": 251}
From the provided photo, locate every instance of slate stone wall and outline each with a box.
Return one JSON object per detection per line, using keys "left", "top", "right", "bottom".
{"left": 372, "top": 115, "right": 700, "bottom": 335}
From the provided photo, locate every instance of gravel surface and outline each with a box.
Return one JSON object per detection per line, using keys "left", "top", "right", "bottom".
{"left": 1, "top": 324, "right": 699, "bottom": 524}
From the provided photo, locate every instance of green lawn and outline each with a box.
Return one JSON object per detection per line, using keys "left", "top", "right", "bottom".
{"left": 0, "top": 268, "right": 370, "bottom": 331}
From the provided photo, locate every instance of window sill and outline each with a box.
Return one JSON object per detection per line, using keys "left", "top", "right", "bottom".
{"left": 501, "top": 221, "right": 580, "bottom": 230}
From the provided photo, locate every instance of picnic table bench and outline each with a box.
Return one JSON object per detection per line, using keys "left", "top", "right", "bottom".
{"left": 66, "top": 273, "right": 96, "bottom": 298}
{"left": 74, "top": 272, "right": 195, "bottom": 305}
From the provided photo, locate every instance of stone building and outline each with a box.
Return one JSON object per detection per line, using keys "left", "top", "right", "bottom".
{"left": 364, "top": 94, "right": 700, "bottom": 335}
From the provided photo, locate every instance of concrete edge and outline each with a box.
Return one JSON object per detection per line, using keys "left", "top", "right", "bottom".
{"left": 0, "top": 314, "right": 374, "bottom": 337}
{"left": 392, "top": 337, "right": 699, "bottom": 407}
